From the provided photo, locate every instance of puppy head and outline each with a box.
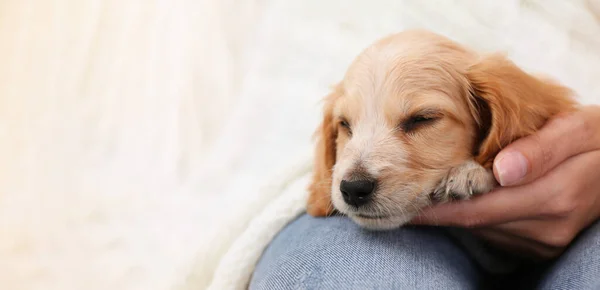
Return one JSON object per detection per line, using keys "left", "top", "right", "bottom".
{"left": 307, "top": 30, "right": 575, "bottom": 229}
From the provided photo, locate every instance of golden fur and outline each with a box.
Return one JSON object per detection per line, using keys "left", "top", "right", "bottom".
{"left": 307, "top": 30, "right": 576, "bottom": 229}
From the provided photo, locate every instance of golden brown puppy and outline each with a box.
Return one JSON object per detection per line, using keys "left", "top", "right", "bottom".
{"left": 307, "top": 30, "right": 576, "bottom": 230}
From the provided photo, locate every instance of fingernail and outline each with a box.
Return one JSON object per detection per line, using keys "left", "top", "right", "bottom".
{"left": 494, "top": 151, "right": 528, "bottom": 186}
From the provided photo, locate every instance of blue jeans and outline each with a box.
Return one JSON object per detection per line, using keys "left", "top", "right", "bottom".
{"left": 250, "top": 214, "right": 600, "bottom": 289}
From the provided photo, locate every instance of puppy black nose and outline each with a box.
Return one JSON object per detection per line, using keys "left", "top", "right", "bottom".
{"left": 340, "top": 179, "right": 376, "bottom": 207}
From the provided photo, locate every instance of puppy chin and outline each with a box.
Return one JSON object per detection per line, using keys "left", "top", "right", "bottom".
{"left": 348, "top": 213, "right": 413, "bottom": 230}
{"left": 331, "top": 194, "right": 415, "bottom": 230}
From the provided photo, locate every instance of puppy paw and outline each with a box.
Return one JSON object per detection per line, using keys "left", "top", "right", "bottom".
{"left": 432, "top": 160, "right": 496, "bottom": 202}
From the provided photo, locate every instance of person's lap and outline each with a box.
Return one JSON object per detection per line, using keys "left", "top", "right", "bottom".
{"left": 250, "top": 214, "right": 484, "bottom": 289}
{"left": 250, "top": 214, "right": 600, "bottom": 289}
{"left": 535, "top": 220, "right": 600, "bottom": 289}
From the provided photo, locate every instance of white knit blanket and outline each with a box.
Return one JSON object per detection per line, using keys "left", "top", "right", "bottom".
{"left": 2, "top": 1, "right": 600, "bottom": 290}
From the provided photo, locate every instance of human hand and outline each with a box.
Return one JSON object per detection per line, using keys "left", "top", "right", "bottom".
{"left": 412, "top": 105, "right": 600, "bottom": 259}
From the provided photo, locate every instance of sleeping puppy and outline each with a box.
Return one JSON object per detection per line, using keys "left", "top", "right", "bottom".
{"left": 307, "top": 30, "right": 576, "bottom": 230}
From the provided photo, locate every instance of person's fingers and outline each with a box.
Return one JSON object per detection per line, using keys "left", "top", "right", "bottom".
{"left": 411, "top": 182, "right": 547, "bottom": 227}
{"left": 412, "top": 190, "right": 537, "bottom": 227}
{"left": 494, "top": 105, "right": 600, "bottom": 186}
{"left": 412, "top": 150, "right": 598, "bottom": 227}
{"left": 490, "top": 149, "right": 600, "bottom": 247}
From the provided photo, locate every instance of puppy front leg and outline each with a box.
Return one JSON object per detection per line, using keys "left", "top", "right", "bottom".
{"left": 433, "top": 160, "right": 497, "bottom": 202}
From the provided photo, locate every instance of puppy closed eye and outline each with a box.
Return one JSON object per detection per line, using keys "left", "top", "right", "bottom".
{"left": 402, "top": 114, "right": 439, "bottom": 132}
{"left": 339, "top": 118, "right": 352, "bottom": 135}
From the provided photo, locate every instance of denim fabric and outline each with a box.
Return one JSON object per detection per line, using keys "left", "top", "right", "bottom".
{"left": 250, "top": 214, "right": 600, "bottom": 290}
{"left": 535, "top": 221, "right": 600, "bottom": 290}
{"left": 250, "top": 214, "right": 483, "bottom": 289}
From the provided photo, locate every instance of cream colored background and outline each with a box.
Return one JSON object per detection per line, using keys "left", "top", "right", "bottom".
{"left": 1, "top": 0, "right": 600, "bottom": 289}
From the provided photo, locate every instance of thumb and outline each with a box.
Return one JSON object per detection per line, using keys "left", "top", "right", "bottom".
{"left": 493, "top": 106, "right": 600, "bottom": 186}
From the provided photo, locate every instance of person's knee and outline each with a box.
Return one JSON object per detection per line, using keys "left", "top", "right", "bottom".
{"left": 249, "top": 248, "right": 324, "bottom": 289}
{"left": 250, "top": 215, "right": 355, "bottom": 289}
{"left": 250, "top": 214, "right": 480, "bottom": 289}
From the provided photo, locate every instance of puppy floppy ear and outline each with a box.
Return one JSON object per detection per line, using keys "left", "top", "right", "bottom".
{"left": 467, "top": 55, "right": 576, "bottom": 168}
{"left": 307, "top": 85, "right": 342, "bottom": 217}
